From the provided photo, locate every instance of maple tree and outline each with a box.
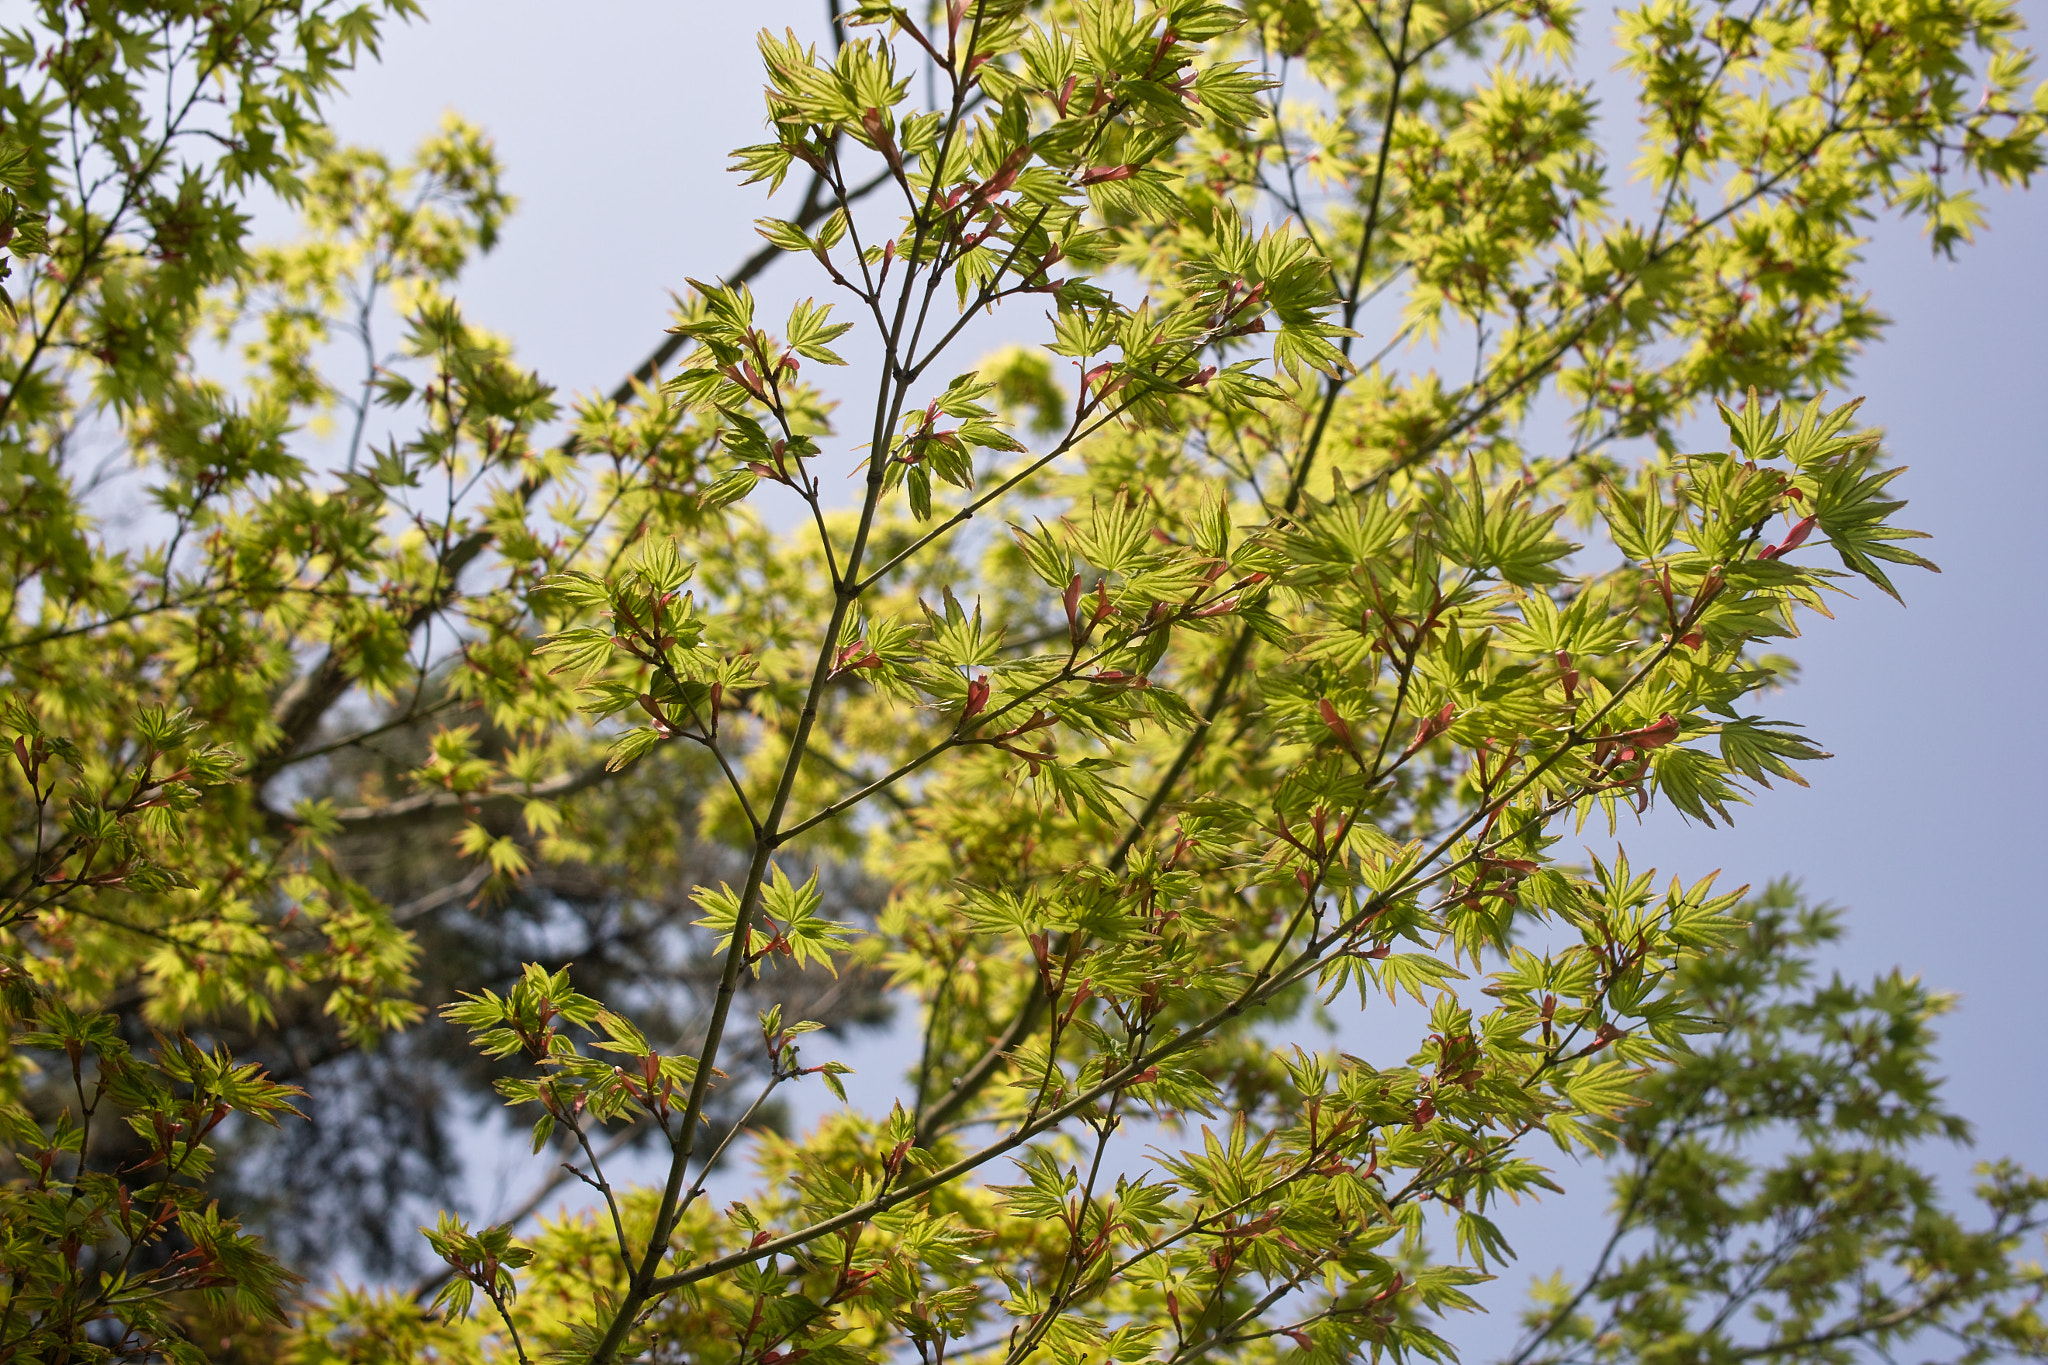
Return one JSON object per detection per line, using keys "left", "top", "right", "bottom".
{"left": 0, "top": 0, "right": 2043, "bottom": 1360}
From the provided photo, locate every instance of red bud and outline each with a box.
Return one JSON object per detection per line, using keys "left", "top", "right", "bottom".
{"left": 1618, "top": 712, "right": 1680, "bottom": 749}
{"left": 1317, "top": 698, "right": 1356, "bottom": 752}
{"left": 1401, "top": 702, "right": 1457, "bottom": 758}
{"left": 1758, "top": 514, "right": 1818, "bottom": 561}
{"left": 961, "top": 673, "right": 991, "bottom": 723}
{"left": 1063, "top": 572, "right": 1086, "bottom": 644}
{"left": 860, "top": 107, "right": 899, "bottom": 170}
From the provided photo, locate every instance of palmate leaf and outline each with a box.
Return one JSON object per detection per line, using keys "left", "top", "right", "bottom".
{"left": 535, "top": 626, "right": 615, "bottom": 679}
{"left": 1030, "top": 754, "right": 1130, "bottom": 823}
{"left": 762, "top": 864, "right": 853, "bottom": 974}
{"left": 1805, "top": 458, "right": 1939, "bottom": 601}
{"left": 1558, "top": 1060, "right": 1646, "bottom": 1122}
{"left": 786, "top": 297, "right": 853, "bottom": 364}
{"left": 1372, "top": 952, "right": 1468, "bottom": 1005}
{"left": 1716, "top": 716, "right": 1828, "bottom": 786}
{"left": 1652, "top": 744, "right": 1749, "bottom": 825}
{"left": 1602, "top": 471, "right": 1680, "bottom": 563}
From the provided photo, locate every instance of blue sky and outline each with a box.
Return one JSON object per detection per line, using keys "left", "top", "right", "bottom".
{"left": 301, "top": 0, "right": 2048, "bottom": 1345}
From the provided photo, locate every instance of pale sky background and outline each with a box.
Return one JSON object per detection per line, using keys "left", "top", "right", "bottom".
{"left": 293, "top": 0, "right": 2047, "bottom": 1353}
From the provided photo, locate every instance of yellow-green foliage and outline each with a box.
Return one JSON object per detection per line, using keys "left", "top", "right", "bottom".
{"left": 0, "top": 0, "right": 2043, "bottom": 1360}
